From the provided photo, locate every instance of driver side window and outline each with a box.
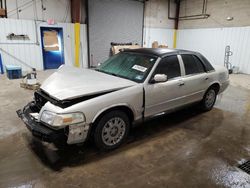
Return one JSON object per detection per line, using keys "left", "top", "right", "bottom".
{"left": 154, "top": 55, "right": 181, "bottom": 80}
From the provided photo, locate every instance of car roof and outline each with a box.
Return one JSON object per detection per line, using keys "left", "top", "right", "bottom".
{"left": 122, "top": 48, "right": 195, "bottom": 58}
{"left": 122, "top": 48, "right": 215, "bottom": 72}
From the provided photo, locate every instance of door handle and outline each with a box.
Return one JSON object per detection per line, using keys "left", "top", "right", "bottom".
{"left": 205, "top": 77, "right": 209, "bottom": 80}
{"left": 179, "top": 82, "right": 185, "bottom": 86}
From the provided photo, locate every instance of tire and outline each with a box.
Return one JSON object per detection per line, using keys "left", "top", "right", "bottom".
{"left": 201, "top": 87, "right": 217, "bottom": 111}
{"left": 94, "top": 110, "right": 130, "bottom": 151}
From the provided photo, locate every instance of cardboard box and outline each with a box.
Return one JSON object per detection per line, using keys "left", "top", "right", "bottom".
{"left": 43, "top": 31, "right": 59, "bottom": 51}
{"left": 159, "top": 45, "right": 168, "bottom": 48}
{"left": 0, "top": 8, "right": 6, "bottom": 17}
{"left": 111, "top": 45, "right": 141, "bottom": 55}
{"left": 152, "top": 41, "right": 159, "bottom": 48}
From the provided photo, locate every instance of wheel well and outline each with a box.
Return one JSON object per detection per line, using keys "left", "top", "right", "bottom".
{"left": 209, "top": 83, "right": 220, "bottom": 94}
{"left": 89, "top": 106, "right": 134, "bottom": 137}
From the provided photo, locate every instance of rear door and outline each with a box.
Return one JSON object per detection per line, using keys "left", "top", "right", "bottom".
{"left": 180, "top": 54, "right": 210, "bottom": 104}
{"left": 144, "top": 55, "right": 185, "bottom": 117}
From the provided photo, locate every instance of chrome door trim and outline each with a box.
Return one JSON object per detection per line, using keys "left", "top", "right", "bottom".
{"left": 177, "top": 54, "right": 185, "bottom": 76}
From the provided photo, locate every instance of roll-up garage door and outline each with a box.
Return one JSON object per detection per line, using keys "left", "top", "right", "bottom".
{"left": 88, "top": 0, "right": 144, "bottom": 67}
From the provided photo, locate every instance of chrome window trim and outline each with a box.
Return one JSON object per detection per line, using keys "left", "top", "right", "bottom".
{"left": 146, "top": 55, "right": 183, "bottom": 84}
{"left": 177, "top": 54, "right": 185, "bottom": 76}
{"left": 144, "top": 57, "right": 162, "bottom": 84}
{"left": 181, "top": 72, "right": 208, "bottom": 78}
{"left": 179, "top": 54, "right": 208, "bottom": 77}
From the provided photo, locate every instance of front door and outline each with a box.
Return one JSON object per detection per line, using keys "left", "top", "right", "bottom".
{"left": 144, "top": 55, "right": 185, "bottom": 117}
{"left": 41, "top": 27, "right": 64, "bottom": 69}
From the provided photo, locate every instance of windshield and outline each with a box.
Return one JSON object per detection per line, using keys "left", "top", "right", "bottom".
{"left": 96, "top": 52, "right": 157, "bottom": 83}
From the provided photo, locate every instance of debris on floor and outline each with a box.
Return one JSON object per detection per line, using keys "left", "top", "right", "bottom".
{"left": 20, "top": 82, "right": 41, "bottom": 90}
{"left": 20, "top": 71, "right": 41, "bottom": 90}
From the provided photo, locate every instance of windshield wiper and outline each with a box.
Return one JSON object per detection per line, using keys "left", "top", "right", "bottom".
{"left": 95, "top": 69, "right": 103, "bottom": 73}
{"left": 95, "top": 69, "right": 135, "bottom": 82}
{"left": 95, "top": 69, "right": 118, "bottom": 77}
{"left": 109, "top": 73, "right": 119, "bottom": 77}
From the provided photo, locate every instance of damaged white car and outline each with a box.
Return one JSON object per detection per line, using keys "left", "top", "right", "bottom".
{"left": 17, "top": 48, "right": 229, "bottom": 150}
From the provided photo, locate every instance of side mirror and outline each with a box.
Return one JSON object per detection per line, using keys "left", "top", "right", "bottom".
{"left": 152, "top": 74, "right": 168, "bottom": 83}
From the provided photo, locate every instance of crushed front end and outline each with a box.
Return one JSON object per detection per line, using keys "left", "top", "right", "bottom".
{"left": 17, "top": 89, "right": 89, "bottom": 145}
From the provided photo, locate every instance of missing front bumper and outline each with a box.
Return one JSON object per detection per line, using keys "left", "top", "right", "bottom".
{"left": 17, "top": 102, "right": 90, "bottom": 145}
{"left": 17, "top": 102, "right": 67, "bottom": 143}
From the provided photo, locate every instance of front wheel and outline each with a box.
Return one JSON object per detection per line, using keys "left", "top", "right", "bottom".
{"left": 94, "top": 110, "right": 130, "bottom": 151}
{"left": 201, "top": 88, "right": 217, "bottom": 111}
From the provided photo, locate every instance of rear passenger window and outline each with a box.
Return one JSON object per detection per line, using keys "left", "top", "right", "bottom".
{"left": 154, "top": 55, "right": 181, "bottom": 80}
{"left": 182, "top": 54, "right": 205, "bottom": 75}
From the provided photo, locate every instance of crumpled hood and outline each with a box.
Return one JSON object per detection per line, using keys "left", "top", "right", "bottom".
{"left": 41, "top": 66, "right": 137, "bottom": 100}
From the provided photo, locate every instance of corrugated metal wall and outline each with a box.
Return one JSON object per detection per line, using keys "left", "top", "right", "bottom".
{"left": 143, "top": 27, "right": 174, "bottom": 48}
{"left": 0, "top": 19, "right": 41, "bottom": 71}
{"left": 88, "top": 0, "right": 144, "bottom": 66}
{"left": 144, "top": 26, "right": 250, "bottom": 75}
{"left": 1, "top": 19, "right": 249, "bottom": 75}
{"left": 6, "top": 0, "right": 71, "bottom": 23}
{"left": 0, "top": 18, "right": 88, "bottom": 72}
{"left": 177, "top": 27, "right": 250, "bottom": 74}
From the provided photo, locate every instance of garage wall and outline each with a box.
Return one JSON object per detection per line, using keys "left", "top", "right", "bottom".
{"left": 88, "top": 0, "right": 144, "bottom": 66}
{"left": 179, "top": 0, "right": 250, "bottom": 29}
{"left": 6, "top": 0, "right": 71, "bottom": 23}
{"left": 0, "top": 18, "right": 88, "bottom": 72}
{"left": 176, "top": 0, "right": 250, "bottom": 74}
{"left": 144, "top": 0, "right": 175, "bottom": 29}
{"left": 143, "top": 0, "right": 175, "bottom": 48}
{"left": 143, "top": 28, "right": 174, "bottom": 48}
{"left": 177, "top": 27, "right": 250, "bottom": 74}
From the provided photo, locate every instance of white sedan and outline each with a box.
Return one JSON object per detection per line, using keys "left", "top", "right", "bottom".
{"left": 17, "top": 48, "right": 229, "bottom": 150}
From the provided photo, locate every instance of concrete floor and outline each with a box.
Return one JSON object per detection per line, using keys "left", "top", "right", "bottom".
{"left": 0, "top": 71, "right": 250, "bottom": 188}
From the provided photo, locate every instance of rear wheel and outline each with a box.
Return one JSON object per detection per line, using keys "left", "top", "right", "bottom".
{"left": 94, "top": 110, "right": 130, "bottom": 151}
{"left": 201, "top": 87, "right": 217, "bottom": 111}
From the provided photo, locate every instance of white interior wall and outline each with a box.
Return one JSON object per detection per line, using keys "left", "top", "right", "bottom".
{"left": 143, "top": 27, "right": 174, "bottom": 48}
{"left": 143, "top": 0, "right": 175, "bottom": 48}
{"left": 144, "top": 0, "right": 175, "bottom": 29}
{"left": 143, "top": 0, "right": 250, "bottom": 75}
{"left": 179, "top": 0, "right": 250, "bottom": 29}
{"left": 80, "top": 25, "right": 88, "bottom": 68}
{"left": 0, "top": 18, "right": 88, "bottom": 72}
{"left": 2, "top": 0, "right": 249, "bottom": 75}
{"left": 143, "top": 26, "right": 250, "bottom": 74}
{"left": 177, "top": 27, "right": 250, "bottom": 74}
{"left": 176, "top": 0, "right": 250, "bottom": 75}
{"left": 6, "top": 0, "right": 71, "bottom": 23}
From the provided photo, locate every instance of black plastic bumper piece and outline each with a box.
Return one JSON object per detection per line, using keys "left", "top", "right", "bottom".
{"left": 17, "top": 102, "right": 67, "bottom": 143}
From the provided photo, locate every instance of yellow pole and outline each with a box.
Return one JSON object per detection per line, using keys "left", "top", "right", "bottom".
{"left": 74, "top": 23, "right": 80, "bottom": 67}
{"left": 173, "top": 29, "right": 177, "bottom": 48}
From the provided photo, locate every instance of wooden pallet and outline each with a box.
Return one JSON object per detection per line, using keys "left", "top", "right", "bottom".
{"left": 20, "top": 82, "right": 41, "bottom": 90}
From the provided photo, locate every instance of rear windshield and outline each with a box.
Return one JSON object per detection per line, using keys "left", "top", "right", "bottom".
{"left": 197, "top": 54, "right": 214, "bottom": 71}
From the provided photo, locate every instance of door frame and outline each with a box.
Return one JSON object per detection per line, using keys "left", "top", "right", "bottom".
{"left": 178, "top": 54, "right": 209, "bottom": 104}
{"left": 86, "top": 0, "right": 145, "bottom": 67}
{"left": 40, "top": 27, "right": 65, "bottom": 70}
{"left": 144, "top": 55, "right": 185, "bottom": 117}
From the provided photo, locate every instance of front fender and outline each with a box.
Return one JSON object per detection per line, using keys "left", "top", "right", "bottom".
{"left": 50, "top": 84, "right": 144, "bottom": 124}
{"left": 91, "top": 103, "right": 136, "bottom": 124}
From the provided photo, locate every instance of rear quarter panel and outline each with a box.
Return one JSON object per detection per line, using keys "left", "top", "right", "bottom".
{"left": 208, "top": 65, "right": 229, "bottom": 93}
